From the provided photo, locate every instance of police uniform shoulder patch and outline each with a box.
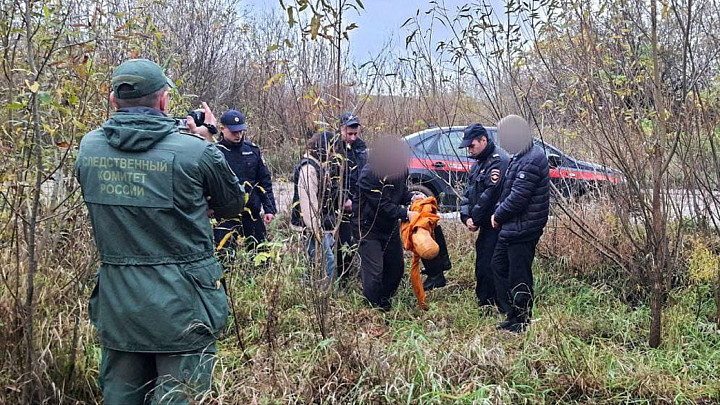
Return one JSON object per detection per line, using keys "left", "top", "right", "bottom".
{"left": 490, "top": 168, "right": 501, "bottom": 184}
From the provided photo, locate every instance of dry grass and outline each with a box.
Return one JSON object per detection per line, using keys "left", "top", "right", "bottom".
{"left": 2, "top": 217, "right": 720, "bottom": 404}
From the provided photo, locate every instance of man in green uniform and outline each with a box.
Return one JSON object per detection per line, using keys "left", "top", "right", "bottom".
{"left": 75, "top": 59, "right": 245, "bottom": 404}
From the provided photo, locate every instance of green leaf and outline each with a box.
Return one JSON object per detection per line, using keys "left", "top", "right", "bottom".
{"left": 5, "top": 102, "right": 24, "bottom": 110}
{"left": 253, "top": 252, "right": 270, "bottom": 266}
{"left": 38, "top": 91, "right": 51, "bottom": 104}
{"left": 317, "top": 338, "right": 337, "bottom": 349}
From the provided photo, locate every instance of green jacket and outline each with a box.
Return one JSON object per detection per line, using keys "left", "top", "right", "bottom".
{"left": 76, "top": 109, "right": 244, "bottom": 352}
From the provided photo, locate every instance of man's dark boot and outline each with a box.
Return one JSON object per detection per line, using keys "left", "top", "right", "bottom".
{"left": 423, "top": 273, "right": 447, "bottom": 291}
{"left": 497, "top": 317, "right": 516, "bottom": 330}
{"left": 497, "top": 312, "right": 529, "bottom": 333}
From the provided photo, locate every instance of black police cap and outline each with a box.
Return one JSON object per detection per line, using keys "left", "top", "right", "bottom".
{"left": 459, "top": 123, "right": 488, "bottom": 148}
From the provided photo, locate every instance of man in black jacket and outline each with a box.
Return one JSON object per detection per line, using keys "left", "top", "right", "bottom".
{"left": 491, "top": 115, "right": 550, "bottom": 332}
{"left": 355, "top": 136, "right": 417, "bottom": 310}
{"left": 459, "top": 123, "right": 509, "bottom": 310}
{"left": 336, "top": 112, "right": 367, "bottom": 280}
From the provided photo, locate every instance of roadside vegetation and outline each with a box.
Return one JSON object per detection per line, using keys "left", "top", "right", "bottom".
{"left": 2, "top": 0, "right": 720, "bottom": 403}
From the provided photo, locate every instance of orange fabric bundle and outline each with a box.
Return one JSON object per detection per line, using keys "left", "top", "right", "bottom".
{"left": 400, "top": 197, "right": 441, "bottom": 310}
{"left": 412, "top": 228, "right": 439, "bottom": 259}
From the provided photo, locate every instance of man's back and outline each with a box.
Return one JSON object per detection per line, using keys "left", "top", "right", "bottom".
{"left": 78, "top": 111, "right": 243, "bottom": 264}
{"left": 77, "top": 109, "right": 244, "bottom": 353}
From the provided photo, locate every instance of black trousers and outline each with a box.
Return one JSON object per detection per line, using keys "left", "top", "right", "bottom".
{"left": 359, "top": 230, "right": 404, "bottom": 309}
{"left": 421, "top": 225, "right": 452, "bottom": 277}
{"left": 336, "top": 216, "right": 358, "bottom": 279}
{"left": 214, "top": 214, "right": 267, "bottom": 251}
{"left": 475, "top": 227, "right": 500, "bottom": 306}
{"left": 491, "top": 237, "right": 540, "bottom": 319}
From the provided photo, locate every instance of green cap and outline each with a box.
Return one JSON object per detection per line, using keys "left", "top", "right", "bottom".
{"left": 111, "top": 59, "right": 174, "bottom": 99}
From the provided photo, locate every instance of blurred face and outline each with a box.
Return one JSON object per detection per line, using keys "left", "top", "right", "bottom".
{"left": 497, "top": 115, "right": 532, "bottom": 155}
{"left": 369, "top": 136, "right": 410, "bottom": 179}
{"left": 341, "top": 124, "right": 360, "bottom": 144}
{"left": 221, "top": 127, "right": 245, "bottom": 144}
{"left": 467, "top": 136, "right": 487, "bottom": 158}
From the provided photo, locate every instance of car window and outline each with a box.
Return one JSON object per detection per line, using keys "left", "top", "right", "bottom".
{"left": 410, "top": 133, "right": 439, "bottom": 155}
{"left": 486, "top": 129, "right": 497, "bottom": 143}
{"left": 436, "top": 130, "right": 466, "bottom": 157}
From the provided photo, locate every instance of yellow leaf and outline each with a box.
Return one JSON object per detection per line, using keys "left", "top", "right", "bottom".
{"left": 26, "top": 80, "right": 39, "bottom": 93}
{"left": 262, "top": 73, "right": 285, "bottom": 91}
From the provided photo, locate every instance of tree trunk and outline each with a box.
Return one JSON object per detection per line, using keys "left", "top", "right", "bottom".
{"left": 648, "top": 0, "right": 667, "bottom": 349}
{"left": 22, "top": 0, "right": 43, "bottom": 401}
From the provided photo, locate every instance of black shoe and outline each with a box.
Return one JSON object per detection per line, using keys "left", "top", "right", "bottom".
{"left": 497, "top": 316, "right": 529, "bottom": 333}
{"left": 477, "top": 298, "right": 496, "bottom": 307}
{"left": 370, "top": 301, "right": 392, "bottom": 312}
{"left": 502, "top": 321, "right": 528, "bottom": 333}
{"left": 423, "top": 274, "right": 447, "bottom": 291}
{"left": 497, "top": 318, "right": 515, "bottom": 330}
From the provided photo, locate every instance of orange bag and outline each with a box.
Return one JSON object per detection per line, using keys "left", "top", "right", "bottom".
{"left": 400, "top": 197, "right": 441, "bottom": 310}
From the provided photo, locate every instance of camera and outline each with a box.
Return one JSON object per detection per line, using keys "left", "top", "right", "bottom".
{"left": 188, "top": 109, "right": 205, "bottom": 127}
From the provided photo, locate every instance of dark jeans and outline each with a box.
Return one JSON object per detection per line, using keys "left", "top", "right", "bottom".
{"left": 421, "top": 225, "right": 451, "bottom": 277}
{"left": 359, "top": 230, "right": 404, "bottom": 309}
{"left": 99, "top": 347, "right": 215, "bottom": 405}
{"left": 491, "top": 237, "right": 540, "bottom": 320}
{"left": 475, "top": 227, "right": 500, "bottom": 306}
{"left": 214, "top": 214, "right": 267, "bottom": 251}
{"left": 336, "top": 216, "right": 358, "bottom": 279}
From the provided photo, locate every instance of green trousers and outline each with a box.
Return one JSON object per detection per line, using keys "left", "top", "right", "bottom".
{"left": 99, "top": 347, "right": 216, "bottom": 404}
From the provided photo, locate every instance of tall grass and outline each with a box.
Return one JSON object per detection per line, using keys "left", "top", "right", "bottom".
{"left": 2, "top": 220, "right": 719, "bottom": 403}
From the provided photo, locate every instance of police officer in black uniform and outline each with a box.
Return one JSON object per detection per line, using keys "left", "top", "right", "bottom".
{"left": 214, "top": 110, "right": 277, "bottom": 250}
{"left": 459, "top": 123, "right": 509, "bottom": 309}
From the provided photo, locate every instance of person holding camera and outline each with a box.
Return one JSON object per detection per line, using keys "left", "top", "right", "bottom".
{"left": 76, "top": 59, "right": 245, "bottom": 404}
{"left": 184, "top": 105, "right": 219, "bottom": 142}
{"left": 214, "top": 109, "right": 277, "bottom": 251}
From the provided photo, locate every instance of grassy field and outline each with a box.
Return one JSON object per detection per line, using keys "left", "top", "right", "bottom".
{"left": 17, "top": 224, "right": 720, "bottom": 404}
{"left": 171, "top": 225, "right": 720, "bottom": 404}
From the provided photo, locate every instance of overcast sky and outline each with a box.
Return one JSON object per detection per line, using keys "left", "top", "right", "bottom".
{"left": 241, "top": 0, "right": 476, "bottom": 61}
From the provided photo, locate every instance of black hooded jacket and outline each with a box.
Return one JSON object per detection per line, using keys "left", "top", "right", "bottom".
{"left": 493, "top": 143, "right": 550, "bottom": 242}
